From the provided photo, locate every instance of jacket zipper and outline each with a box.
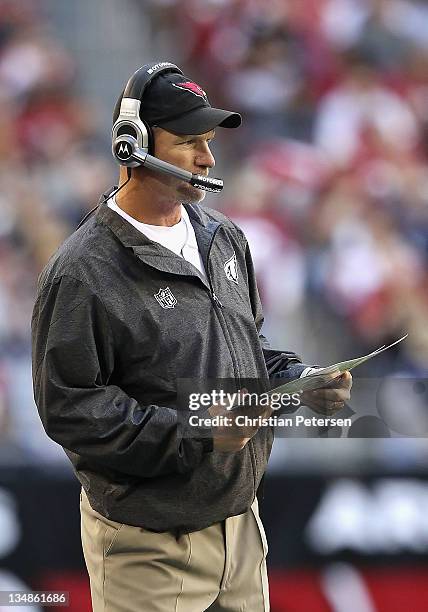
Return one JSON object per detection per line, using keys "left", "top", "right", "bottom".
{"left": 212, "top": 292, "right": 223, "bottom": 308}
{"left": 205, "top": 229, "right": 240, "bottom": 381}
{"left": 206, "top": 229, "right": 257, "bottom": 497}
{"left": 209, "top": 270, "right": 257, "bottom": 497}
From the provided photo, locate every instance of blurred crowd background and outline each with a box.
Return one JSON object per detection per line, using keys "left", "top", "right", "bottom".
{"left": 0, "top": 1, "right": 428, "bottom": 610}
{"left": 0, "top": 0, "right": 426, "bottom": 465}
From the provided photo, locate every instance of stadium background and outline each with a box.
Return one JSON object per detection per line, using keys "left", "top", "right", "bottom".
{"left": 0, "top": 0, "right": 428, "bottom": 610}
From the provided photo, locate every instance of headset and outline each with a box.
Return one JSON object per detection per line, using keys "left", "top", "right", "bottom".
{"left": 111, "top": 61, "right": 223, "bottom": 193}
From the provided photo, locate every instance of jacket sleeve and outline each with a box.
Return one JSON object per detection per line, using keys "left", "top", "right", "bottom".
{"left": 244, "top": 240, "right": 308, "bottom": 380}
{"left": 31, "top": 274, "right": 212, "bottom": 478}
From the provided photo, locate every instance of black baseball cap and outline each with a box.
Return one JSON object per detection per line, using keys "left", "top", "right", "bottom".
{"left": 113, "top": 71, "right": 242, "bottom": 135}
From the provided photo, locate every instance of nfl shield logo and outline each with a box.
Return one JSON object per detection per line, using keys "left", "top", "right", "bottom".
{"left": 224, "top": 252, "right": 238, "bottom": 284}
{"left": 154, "top": 287, "right": 177, "bottom": 309}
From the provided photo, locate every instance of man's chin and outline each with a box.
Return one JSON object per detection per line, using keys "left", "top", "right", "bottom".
{"left": 177, "top": 182, "right": 206, "bottom": 204}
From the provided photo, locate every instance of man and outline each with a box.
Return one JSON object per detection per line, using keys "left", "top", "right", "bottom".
{"left": 31, "top": 63, "right": 352, "bottom": 611}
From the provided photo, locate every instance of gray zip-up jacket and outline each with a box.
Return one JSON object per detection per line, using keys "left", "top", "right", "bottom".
{"left": 31, "top": 190, "right": 305, "bottom": 533}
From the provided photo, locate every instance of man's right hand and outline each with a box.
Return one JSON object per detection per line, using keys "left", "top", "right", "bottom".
{"left": 208, "top": 389, "right": 273, "bottom": 452}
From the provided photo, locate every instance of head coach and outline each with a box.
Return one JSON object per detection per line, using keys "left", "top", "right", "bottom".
{"left": 31, "top": 61, "right": 352, "bottom": 611}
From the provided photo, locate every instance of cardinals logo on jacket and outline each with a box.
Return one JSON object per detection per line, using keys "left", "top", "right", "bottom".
{"left": 172, "top": 81, "right": 208, "bottom": 101}
{"left": 224, "top": 252, "right": 238, "bottom": 284}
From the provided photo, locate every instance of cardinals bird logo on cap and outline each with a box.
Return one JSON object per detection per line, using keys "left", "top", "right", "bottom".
{"left": 173, "top": 82, "right": 208, "bottom": 100}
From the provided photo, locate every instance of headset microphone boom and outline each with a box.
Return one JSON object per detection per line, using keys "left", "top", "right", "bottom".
{"left": 113, "top": 135, "right": 224, "bottom": 193}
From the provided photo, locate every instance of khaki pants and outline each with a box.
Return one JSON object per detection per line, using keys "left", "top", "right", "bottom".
{"left": 80, "top": 488, "right": 269, "bottom": 612}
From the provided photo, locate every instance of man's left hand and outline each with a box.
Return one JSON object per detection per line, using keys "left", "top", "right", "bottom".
{"left": 300, "top": 371, "right": 353, "bottom": 415}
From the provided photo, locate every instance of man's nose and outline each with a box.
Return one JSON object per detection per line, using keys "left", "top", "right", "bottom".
{"left": 196, "top": 145, "right": 215, "bottom": 169}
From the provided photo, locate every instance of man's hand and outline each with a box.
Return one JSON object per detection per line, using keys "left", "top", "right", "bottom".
{"left": 208, "top": 389, "right": 273, "bottom": 453}
{"left": 300, "top": 371, "right": 352, "bottom": 416}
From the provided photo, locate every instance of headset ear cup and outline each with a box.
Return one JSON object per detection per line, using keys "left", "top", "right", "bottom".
{"left": 112, "top": 115, "right": 153, "bottom": 154}
{"left": 112, "top": 124, "right": 138, "bottom": 167}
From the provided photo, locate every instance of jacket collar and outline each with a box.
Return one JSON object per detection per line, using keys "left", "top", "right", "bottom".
{"left": 95, "top": 187, "right": 219, "bottom": 243}
{"left": 94, "top": 187, "right": 221, "bottom": 285}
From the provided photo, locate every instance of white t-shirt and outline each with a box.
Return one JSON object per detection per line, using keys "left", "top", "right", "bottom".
{"left": 107, "top": 195, "right": 207, "bottom": 279}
